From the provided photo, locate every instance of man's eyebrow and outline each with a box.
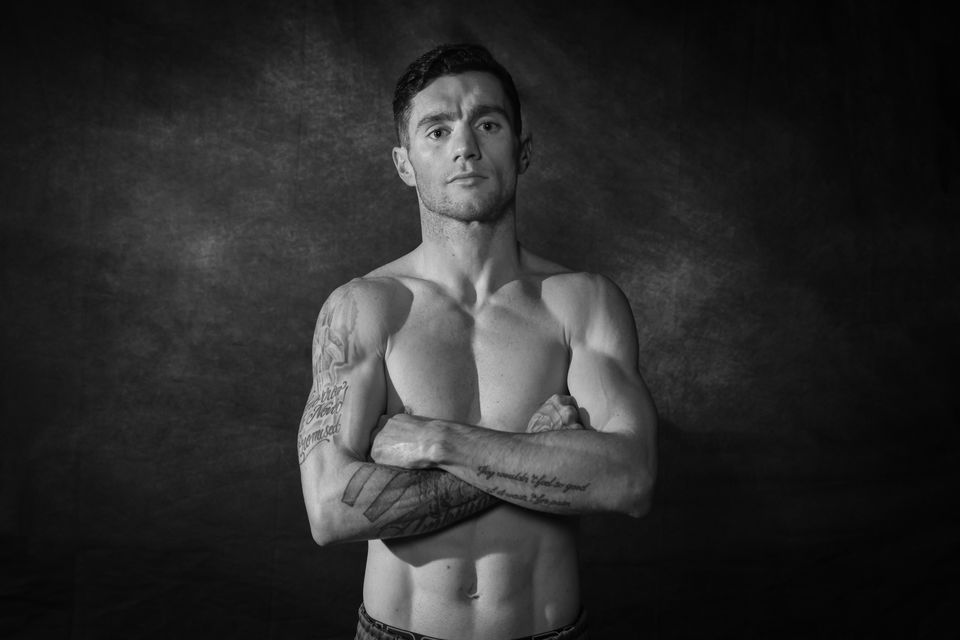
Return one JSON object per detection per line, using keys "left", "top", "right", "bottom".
{"left": 414, "top": 105, "right": 512, "bottom": 131}
{"left": 472, "top": 105, "right": 511, "bottom": 121}
{"left": 415, "top": 111, "right": 457, "bottom": 131}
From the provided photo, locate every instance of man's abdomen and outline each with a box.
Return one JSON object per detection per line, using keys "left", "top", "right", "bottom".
{"left": 362, "top": 504, "right": 581, "bottom": 638}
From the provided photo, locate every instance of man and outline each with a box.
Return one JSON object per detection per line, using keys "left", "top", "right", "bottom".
{"left": 298, "top": 44, "right": 657, "bottom": 640}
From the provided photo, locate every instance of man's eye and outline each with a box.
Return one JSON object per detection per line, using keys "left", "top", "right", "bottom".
{"left": 478, "top": 121, "right": 501, "bottom": 132}
{"left": 427, "top": 129, "right": 446, "bottom": 139}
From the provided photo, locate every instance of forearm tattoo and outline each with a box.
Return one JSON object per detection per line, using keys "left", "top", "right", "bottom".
{"left": 341, "top": 465, "right": 498, "bottom": 538}
{"left": 476, "top": 465, "right": 591, "bottom": 509}
{"left": 298, "top": 289, "right": 358, "bottom": 465}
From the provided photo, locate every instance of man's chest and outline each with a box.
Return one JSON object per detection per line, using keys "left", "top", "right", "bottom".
{"left": 383, "top": 289, "right": 570, "bottom": 430}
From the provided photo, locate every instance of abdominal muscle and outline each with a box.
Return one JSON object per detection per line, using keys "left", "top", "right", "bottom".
{"left": 362, "top": 504, "right": 581, "bottom": 639}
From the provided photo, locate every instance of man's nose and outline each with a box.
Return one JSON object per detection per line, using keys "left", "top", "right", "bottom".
{"left": 452, "top": 125, "right": 480, "bottom": 162}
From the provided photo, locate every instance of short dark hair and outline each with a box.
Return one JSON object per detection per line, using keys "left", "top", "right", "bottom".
{"left": 392, "top": 43, "right": 522, "bottom": 146}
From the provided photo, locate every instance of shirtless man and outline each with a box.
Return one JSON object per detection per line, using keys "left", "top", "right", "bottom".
{"left": 298, "top": 44, "right": 657, "bottom": 640}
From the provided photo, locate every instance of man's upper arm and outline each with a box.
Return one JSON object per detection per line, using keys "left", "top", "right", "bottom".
{"left": 298, "top": 280, "right": 388, "bottom": 521}
{"left": 565, "top": 275, "right": 657, "bottom": 476}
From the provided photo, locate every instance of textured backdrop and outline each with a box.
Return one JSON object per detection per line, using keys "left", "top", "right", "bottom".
{"left": 2, "top": 1, "right": 957, "bottom": 638}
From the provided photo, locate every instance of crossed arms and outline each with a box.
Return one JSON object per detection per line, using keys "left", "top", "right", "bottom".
{"left": 298, "top": 275, "right": 657, "bottom": 546}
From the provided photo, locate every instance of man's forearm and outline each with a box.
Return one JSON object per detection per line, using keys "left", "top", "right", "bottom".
{"left": 428, "top": 422, "right": 652, "bottom": 517}
{"left": 335, "top": 461, "right": 499, "bottom": 540}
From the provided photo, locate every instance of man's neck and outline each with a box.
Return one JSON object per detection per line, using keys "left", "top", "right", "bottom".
{"left": 417, "top": 209, "right": 521, "bottom": 306}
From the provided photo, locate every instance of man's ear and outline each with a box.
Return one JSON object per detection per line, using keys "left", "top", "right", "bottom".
{"left": 518, "top": 134, "right": 533, "bottom": 175}
{"left": 392, "top": 146, "right": 417, "bottom": 187}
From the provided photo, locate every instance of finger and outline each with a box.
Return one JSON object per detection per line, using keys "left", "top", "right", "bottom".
{"left": 546, "top": 402, "right": 564, "bottom": 426}
{"left": 548, "top": 394, "right": 578, "bottom": 409}
{"left": 558, "top": 404, "right": 579, "bottom": 425}
{"left": 527, "top": 412, "right": 552, "bottom": 432}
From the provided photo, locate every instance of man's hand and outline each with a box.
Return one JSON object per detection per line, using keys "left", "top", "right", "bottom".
{"left": 525, "top": 394, "right": 587, "bottom": 432}
{"left": 370, "top": 412, "right": 436, "bottom": 469}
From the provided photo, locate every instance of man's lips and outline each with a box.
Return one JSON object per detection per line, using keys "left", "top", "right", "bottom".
{"left": 447, "top": 172, "right": 486, "bottom": 183}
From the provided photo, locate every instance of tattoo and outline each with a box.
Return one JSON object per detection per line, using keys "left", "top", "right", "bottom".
{"left": 488, "top": 486, "right": 573, "bottom": 508}
{"left": 476, "top": 467, "right": 530, "bottom": 484}
{"left": 340, "top": 465, "right": 498, "bottom": 538}
{"left": 476, "top": 465, "right": 590, "bottom": 509}
{"left": 529, "top": 474, "right": 590, "bottom": 493}
{"left": 313, "top": 289, "right": 358, "bottom": 392}
{"left": 297, "top": 381, "right": 349, "bottom": 464}
{"left": 341, "top": 465, "right": 376, "bottom": 506}
{"left": 298, "top": 288, "right": 358, "bottom": 465}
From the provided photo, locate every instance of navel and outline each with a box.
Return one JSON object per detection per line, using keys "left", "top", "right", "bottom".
{"left": 461, "top": 565, "right": 480, "bottom": 600}
{"left": 462, "top": 578, "right": 480, "bottom": 600}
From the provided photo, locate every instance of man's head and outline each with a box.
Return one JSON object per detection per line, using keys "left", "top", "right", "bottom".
{"left": 391, "top": 44, "right": 532, "bottom": 225}
{"left": 393, "top": 44, "right": 522, "bottom": 148}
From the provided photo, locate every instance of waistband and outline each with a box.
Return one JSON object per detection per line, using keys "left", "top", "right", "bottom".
{"left": 356, "top": 603, "right": 587, "bottom": 640}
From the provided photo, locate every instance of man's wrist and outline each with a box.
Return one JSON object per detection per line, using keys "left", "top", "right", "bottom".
{"left": 423, "top": 419, "right": 456, "bottom": 467}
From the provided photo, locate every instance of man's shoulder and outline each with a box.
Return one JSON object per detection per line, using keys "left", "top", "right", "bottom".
{"left": 324, "top": 251, "right": 417, "bottom": 309}
{"left": 542, "top": 270, "right": 623, "bottom": 299}
{"left": 526, "top": 263, "right": 626, "bottom": 313}
{"left": 323, "top": 275, "right": 410, "bottom": 324}
{"left": 318, "top": 270, "right": 413, "bottom": 354}
{"left": 525, "top": 259, "right": 634, "bottom": 343}
{"left": 520, "top": 247, "right": 622, "bottom": 296}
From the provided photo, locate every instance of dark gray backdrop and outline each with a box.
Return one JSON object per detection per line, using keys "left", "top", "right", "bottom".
{"left": 2, "top": 1, "right": 957, "bottom": 638}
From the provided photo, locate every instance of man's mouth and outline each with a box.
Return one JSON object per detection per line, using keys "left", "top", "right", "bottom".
{"left": 448, "top": 172, "right": 486, "bottom": 183}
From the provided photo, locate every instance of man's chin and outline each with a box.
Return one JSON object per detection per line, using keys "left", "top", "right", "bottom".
{"left": 433, "top": 196, "right": 511, "bottom": 224}
{"left": 439, "top": 207, "right": 507, "bottom": 224}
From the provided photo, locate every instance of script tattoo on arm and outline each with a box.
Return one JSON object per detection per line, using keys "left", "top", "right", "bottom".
{"left": 298, "top": 290, "right": 358, "bottom": 465}
{"left": 476, "top": 465, "right": 591, "bottom": 508}
{"left": 340, "top": 464, "right": 499, "bottom": 538}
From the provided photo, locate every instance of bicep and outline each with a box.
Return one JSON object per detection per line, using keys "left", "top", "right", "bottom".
{"left": 567, "top": 346, "right": 656, "bottom": 436}
{"left": 566, "top": 279, "right": 657, "bottom": 442}
{"left": 298, "top": 285, "right": 387, "bottom": 476}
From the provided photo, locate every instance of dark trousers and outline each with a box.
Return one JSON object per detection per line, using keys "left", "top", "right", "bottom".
{"left": 354, "top": 604, "right": 589, "bottom": 640}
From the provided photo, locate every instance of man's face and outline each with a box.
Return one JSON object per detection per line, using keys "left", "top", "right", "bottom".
{"left": 393, "top": 71, "right": 530, "bottom": 224}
